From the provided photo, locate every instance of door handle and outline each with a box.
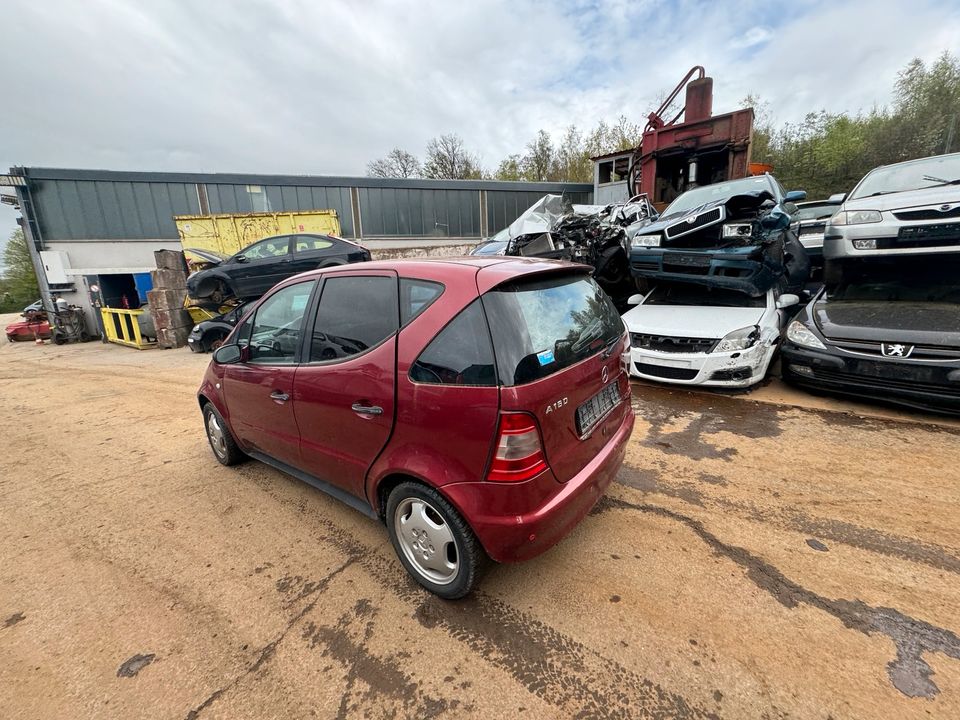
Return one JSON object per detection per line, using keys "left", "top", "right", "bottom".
{"left": 270, "top": 391, "right": 290, "bottom": 402}
{"left": 351, "top": 403, "right": 383, "bottom": 416}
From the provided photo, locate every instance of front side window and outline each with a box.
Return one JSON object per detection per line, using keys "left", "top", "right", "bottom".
{"left": 240, "top": 237, "right": 289, "bottom": 260}
{"left": 309, "top": 276, "right": 398, "bottom": 362}
{"left": 294, "top": 236, "right": 334, "bottom": 253}
{"left": 411, "top": 300, "right": 496, "bottom": 386}
{"left": 247, "top": 281, "right": 315, "bottom": 364}
{"left": 484, "top": 274, "right": 622, "bottom": 386}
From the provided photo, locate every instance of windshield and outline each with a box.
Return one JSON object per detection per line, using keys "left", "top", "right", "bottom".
{"left": 662, "top": 176, "right": 775, "bottom": 217}
{"left": 644, "top": 284, "right": 767, "bottom": 308}
{"left": 794, "top": 204, "right": 837, "bottom": 222}
{"left": 850, "top": 153, "right": 960, "bottom": 199}
{"left": 826, "top": 259, "right": 960, "bottom": 303}
{"left": 483, "top": 274, "right": 623, "bottom": 386}
{"left": 471, "top": 239, "right": 508, "bottom": 255}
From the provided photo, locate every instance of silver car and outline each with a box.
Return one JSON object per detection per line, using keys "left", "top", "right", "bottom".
{"left": 823, "top": 152, "right": 960, "bottom": 260}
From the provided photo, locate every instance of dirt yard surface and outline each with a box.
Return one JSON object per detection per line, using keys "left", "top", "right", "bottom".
{"left": 2, "top": 330, "right": 959, "bottom": 719}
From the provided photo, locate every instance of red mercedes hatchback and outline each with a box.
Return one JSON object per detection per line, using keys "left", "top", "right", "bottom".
{"left": 198, "top": 257, "right": 634, "bottom": 598}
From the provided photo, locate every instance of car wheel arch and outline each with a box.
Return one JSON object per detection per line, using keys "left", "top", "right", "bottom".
{"left": 371, "top": 469, "right": 473, "bottom": 521}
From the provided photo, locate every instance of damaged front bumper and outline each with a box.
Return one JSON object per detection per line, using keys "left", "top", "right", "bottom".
{"left": 781, "top": 343, "right": 960, "bottom": 415}
{"left": 629, "top": 245, "right": 782, "bottom": 296}
{"left": 630, "top": 341, "right": 775, "bottom": 388}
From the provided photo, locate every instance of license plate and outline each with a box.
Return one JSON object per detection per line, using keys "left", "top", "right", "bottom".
{"left": 856, "top": 361, "right": 934, "bottom": 382}
{"left": 647, "top": 357, "right": 693, "bottom": 368}
{"left": 576, "top": 382, "right": 621, "bottom": 436}
{"left": 667, "top": 253, "right": 712, "bottom": 267}
{"left": 800, "top": 233, "right": 824, "bottom": 246}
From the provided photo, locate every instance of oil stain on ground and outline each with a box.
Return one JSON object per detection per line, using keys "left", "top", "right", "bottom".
{"left": 117, "top": 653, "right": 155, "bottom": 678}
{"left": 632, "top": 384, "right": 785, "bottom": 461}
{"left": 595, "top": 495, "right": 960, "bottom": 698}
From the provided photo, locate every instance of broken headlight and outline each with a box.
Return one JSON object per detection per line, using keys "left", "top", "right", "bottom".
{"left": 722, "top": 223, "right": 754, "bottom": 239}
{"left": 713, "top": 326, "right": 759, "bottom": 353}
{"left": 786, "top": 321, "right": 826, "bottom": 350}
{"left": 830, "top": 210, "right": 881, "bottom": 225}
{"left": 631, "top": 234, "right": 661, "bottom": 248}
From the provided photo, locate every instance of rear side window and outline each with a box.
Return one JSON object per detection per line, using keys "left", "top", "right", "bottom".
{"left": 483, "top": 274, "right": 622, "bottom": 386}
{"left": 309, "top": 276, "right": 397, "bottom": 362}
{"left": 294, "top": 236, "right": 334, "bottom": 252}
{"left": 400, "top": 279, "right": 444, "bottom": 325}
{"left": 411, "top": 300, "right": 496, "bottom": 386}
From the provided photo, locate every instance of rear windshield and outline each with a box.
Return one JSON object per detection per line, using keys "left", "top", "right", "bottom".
{"left": 483, "top": 273, "right": 623, "bottom": 386}
{"left": 794, "top": 204, "right": 836, "bottom": 222}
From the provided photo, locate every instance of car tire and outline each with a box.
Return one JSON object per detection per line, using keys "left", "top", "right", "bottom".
{"left": 209, "top": 280, "right": 230, "bottom": 305}
{"left": 202, "top": 403, "right": 246, "bottom": 466}
{"left": 207, "top": 333, "right": 227, "bottom": 352}
{"left": 386, "top": 482, "right": 488, "bottom": 599}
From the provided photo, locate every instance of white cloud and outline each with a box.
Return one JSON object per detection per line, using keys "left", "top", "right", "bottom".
{"left": 1, "top": 0, "right": 959, "bottom": 242}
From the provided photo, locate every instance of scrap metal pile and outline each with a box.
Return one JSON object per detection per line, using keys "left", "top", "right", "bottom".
{"left": 501, "top": 194, "right": 658, "bottom": 307}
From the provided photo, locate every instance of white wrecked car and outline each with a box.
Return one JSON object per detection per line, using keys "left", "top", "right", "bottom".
{"left": 621, "top": 284, "right": 799, "bottom": 388}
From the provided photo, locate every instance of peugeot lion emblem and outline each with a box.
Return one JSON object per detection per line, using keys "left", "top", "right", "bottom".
{"left": 881, "top": 343, "right": 913, "bottom": 358}
{"left": 601, "top": 366, "right": 609, "bottom": 384}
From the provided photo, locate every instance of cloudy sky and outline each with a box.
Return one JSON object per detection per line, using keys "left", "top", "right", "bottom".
{"left": 2, "top": 0, "right": 959, "bottom": 245}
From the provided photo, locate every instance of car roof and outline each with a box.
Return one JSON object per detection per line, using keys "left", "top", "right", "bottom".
{"left": 274, "top": 256, "right": 592, "bottom": 293}
{"left": 872, "top": 150, "right": 960, "bottom": 171}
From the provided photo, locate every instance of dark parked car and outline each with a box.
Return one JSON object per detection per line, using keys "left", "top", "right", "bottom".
{"left": 197, "top": 257, "right": 634, "bottom": 598}
{"left": 781, "top": 257, "right": 960, "bottom": 415}
{"left": 186, "top": 233, "right": 371, "bottom": 304}
{"left": 187, "top": 302, "right": 249, "bottom": 353}
{"left": 629, "top": 174, "right": 809, "bottom": 296}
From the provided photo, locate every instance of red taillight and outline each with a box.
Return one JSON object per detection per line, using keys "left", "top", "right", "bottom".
{"left": 487, "top": 412, "right": 547, "bottom": 482}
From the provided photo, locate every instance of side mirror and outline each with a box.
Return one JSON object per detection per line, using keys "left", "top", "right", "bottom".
{"left": 234, "top": 254, "right": 247, "bottom": 263}
{"left": 828, "top": 192, "right": 846, "bottom": 203}
{"left": 626, "top": 293, "right": 644, "bottom": 306}
{"left": 212, "top": 344, "right": 243, "bottom": 364}
{"left": 776, "top": 293, "right": 800, "bottom": 309}
{"left": 784, "top": 190, "right": 807, "bottom": 202}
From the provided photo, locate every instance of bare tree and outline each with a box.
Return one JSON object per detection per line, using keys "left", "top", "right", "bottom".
{"left": 366, "top": 148, "right": 421, "bottom": 178}
{"left": 422, "top": 134, "right": 483, "bottom": 179}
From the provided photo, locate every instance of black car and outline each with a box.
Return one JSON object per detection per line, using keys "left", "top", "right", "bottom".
{"left": 781, "top": 257, "right": 960, "bottom": 414}
{"left": 628, "top": 175, "right": 809, "bottom": 296}
{"left": 186, "top": 234, "right": 371, "bottom": 304}
{"left": 187, "top": 302, "right": 250, "bottom": 353}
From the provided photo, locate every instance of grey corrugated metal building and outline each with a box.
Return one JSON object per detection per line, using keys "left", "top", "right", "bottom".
{"left": 6, "top": 167, "right": 591, "bottom": 330}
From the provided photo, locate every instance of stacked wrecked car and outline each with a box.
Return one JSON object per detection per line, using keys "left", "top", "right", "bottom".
{"left": 781, "top": 152, "right": 960, "bottom": 415}
{"left": 481, "top": 194, "right": 659, "bottom": 309}
{"left": 621, "top": 174, "right": 809, "bottom": 388}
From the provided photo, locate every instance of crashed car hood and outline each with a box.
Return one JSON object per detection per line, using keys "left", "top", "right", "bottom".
{"left": 814, "top": 300, "right": 960, "bottom": 345}
{"left": 629, "top": 190, "right": 776, "bottom": 238}
{"left": 843, "top": 184, "right": 960, "bottom": 213}
{"left": 623, "top": 303, "right": 766, "bottom": 339}
{"left": 504, "top": 194, "right": 568, "bottom": 238}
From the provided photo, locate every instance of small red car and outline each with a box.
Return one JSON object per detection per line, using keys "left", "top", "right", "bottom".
{"left": 5, "top": 318, "right": 51, "bottom": 342}
{"left": 198, "top": 257, "right": 634, "bottom": 598}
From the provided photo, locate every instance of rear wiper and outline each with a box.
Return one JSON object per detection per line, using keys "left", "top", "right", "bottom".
{"left": 571, "top": 319, "right": 602, "bottom": 353}
{"left": 600, "top": 334, "right": 620, "bottom": 359}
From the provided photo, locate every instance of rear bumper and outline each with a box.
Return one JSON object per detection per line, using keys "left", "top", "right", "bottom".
{"left": 442, "top": 407, "right": 634, "bottom": 563}
{"left": 781, "top": 343, "right": 960, "bottom": 414}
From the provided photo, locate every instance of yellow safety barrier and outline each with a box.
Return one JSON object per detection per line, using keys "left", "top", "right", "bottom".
{"left": 100, "top": 308, "right": 155, "bottom": 350}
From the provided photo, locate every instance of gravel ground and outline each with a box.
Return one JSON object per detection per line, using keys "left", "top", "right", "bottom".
{"left": 1, "top": 324, "right": 959, "bottom": 719}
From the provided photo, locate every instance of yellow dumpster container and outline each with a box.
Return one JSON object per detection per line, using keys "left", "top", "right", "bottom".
{"left": 175, "top": 210, "right": 342, "bottom": 258}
